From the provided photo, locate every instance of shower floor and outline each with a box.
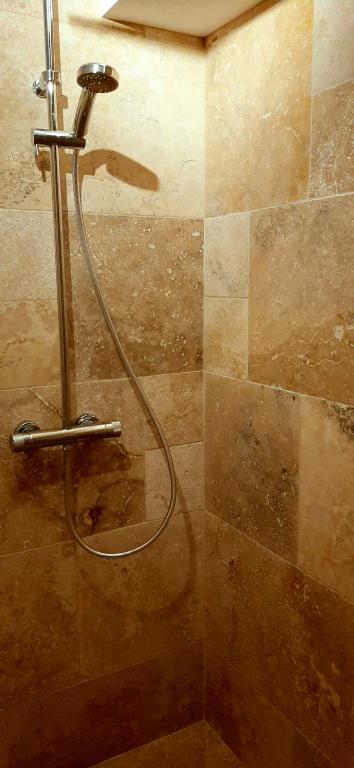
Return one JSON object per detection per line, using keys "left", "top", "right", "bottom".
{"left": 92, "top": 721, "right": 242, "bottom": 767}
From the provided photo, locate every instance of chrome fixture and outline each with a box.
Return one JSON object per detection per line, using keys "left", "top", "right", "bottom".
{"left": 10, "top": 0, "right": 177, "bottom": 560}
{"left": 73, "top": 63, "right": 119, "bottom": 139}
{"left": 10, "top": 417, "right": 121, "bottom": 453}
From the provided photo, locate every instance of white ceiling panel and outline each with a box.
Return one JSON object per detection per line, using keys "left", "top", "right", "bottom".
{"left": 103, "top": 0, "right": 260, "bottom": 38}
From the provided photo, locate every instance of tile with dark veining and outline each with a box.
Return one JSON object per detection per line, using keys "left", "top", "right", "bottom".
{"left": 312, "top": 0, "right": 354, "bottom": 93}
{"left": 140, "top": 371, "right": 203, "bottom": 450}
{"left": 249, "top": 195, "right": 354, "bottom": 404}
{"left": 310, "top": 82, "right": 354, "bottom": 198}
{"left": 145, "top": 442, "right": 204, "bottom": 520}
{"left": 206, "top": 646, "right": 335, "bottom": 768}
{"left": 298, "top": 396, "right": 354, "bottom": 602}
{"left": 205, "top": 374, "right": 299, "bottom": 562}
{"left": 6, "top": 643, "right": 204, "bottom": 768}
{"left": 67, "top": 214, "right": 203, "bottom": 379}
{"left": 76, "top": 511, "right": 205, "bottom": 678}
{"left": 206, "top": 0, "right": 312, "bottom": 215}
{"left": 204, "top": 214, "right": 249, "bottom": 298}
{"left": 0, "top": 541, "right": 79, "bottom": 707}
{"left": 0, "top": 712, "right": 8, "bottom": 768}
{"left": 0, "top": 300, "right": 59, "bottom": 389}
{"left": 0, "top": 386, "right": 68, "bottom": 555}
{"left": 0, "top": 210, "right": 56, "bottom": 301}
{"left": 204, "top": 298, "right": 248, "bottom": 378}
{"left": 206, "top": 513, "right": 354, "bottom": 767}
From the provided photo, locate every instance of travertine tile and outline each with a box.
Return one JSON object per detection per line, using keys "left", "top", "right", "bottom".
{"left": 206, "top": 0, "right": 312, "bottom": 215}
{"left": 312, "top": 0, "right": 354, "bottom": 93}
{"left": 206, "top": 646, "right": 335, "bottom": 768}
{"left": 92, "top": 738, "right": 167, "bottom": 767}
{"left": 205, "top": 724, "right": 243, "bottom": 767}
{"left": 68, "top": 214, "right": 203, "bottom": 380}
{"left": 205, "top": 375, "right": 299, "bottom": 562}
{"left": 77, "top": 512, "right": 205, "bottom": 678}
{"left": 145, "top": 442, "right": 204, "bottom": 519}
{"left": 0, "top": 386, "right": 67, "bottom": 555}
{"left": 204, "top": 214, "right": 249, "bottom": 298}
{"left": 0, "top": 210, "right": 56, "bottom": 300}
{"left": 0, "top": 300, "right": 59, "bottom": 389}
{"left": 206, "top": 512, "right": 354, "bottom": 767}
{"left": 6, "top": 643, "right": 204, "bottom": 768}
{"left": 249, "top": 195, "right": 354, "bottom": 403}
{"left": 204, "top": 298, "right": 248, "bottom": 378}
{"left": 0, "top": 541, "right": 79, "bottom": 707}
{"left": 310, "top": 81, "right": 354, "bottom": 197}
{"left": 298, "top": 396, "right": 354, "bottom": 602}
{"left": 0, "top": 712, "right": 8, "bottom": 768}
{"left": 141, "top": 371, "right": 203, "bottom": 449}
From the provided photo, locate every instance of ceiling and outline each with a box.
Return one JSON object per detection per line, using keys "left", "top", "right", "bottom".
{"left": 103, "top": 0, "right": 260, "bottom": 38}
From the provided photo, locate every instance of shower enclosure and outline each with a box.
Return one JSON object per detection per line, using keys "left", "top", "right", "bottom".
{"left": 0, "top": 0, "right": 352, "bottom": 766}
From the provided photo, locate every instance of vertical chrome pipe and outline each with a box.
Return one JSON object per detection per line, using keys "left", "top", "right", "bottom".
{"left": 42, "top": 0, "right": 71, "bottom": 427}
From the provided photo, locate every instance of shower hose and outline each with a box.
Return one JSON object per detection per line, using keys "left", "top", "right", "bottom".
{"left": 64, "top": 149, "right": 177, "bottom": 559}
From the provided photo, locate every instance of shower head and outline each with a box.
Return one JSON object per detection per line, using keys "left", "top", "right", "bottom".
{"left": 73, "top": 63, "right": 119, "bottom": 140}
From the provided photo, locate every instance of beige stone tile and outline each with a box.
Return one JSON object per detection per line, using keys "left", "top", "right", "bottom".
{"left": 205, "top": 724, "right": 243, "bottom": 767}
{"left": 298, "top": 396, "right": 354, "bottom": 602}
{"left": 309, "top": 81, "right": 354, "bottom": 198}
{"left": 72, "top": 378, "right": 146, "bottom": 537}
{"left": 77, "top": 511, "right": 205, "bottom": 678}
{"left": 205, "top": 374, "right": 299, "bottom": 562}
{"left": 0, "top": 300, "right": 59, "bottom": 389}
{"left": 206, "top": 512, "right": 354, "bottom": 767}
{"left": 0, "top": 12, "right": 53, "bottom": 211}
{"left": 141, "top": 371, "right": 203, "bottom": 449}
{"left": 204, "top": 214, "right": 249, "bottom": 298}
{"left": 0, "top": 385, "right": 68, "bottom": 555}
{"left": 249, "top": 195, "right": 354, "bottom": 404}
{"left": 204, "top": 298, "right": 248, "bottom": 378}
{"left": 145, "top": 442, "right": 204, "bottom": 520}
{"left": 206, "top": 0, "right": 312, "bottom": 215}
{"left": 0, "top": 712, "right": 8, "bottom": 768}
{"left": 0, "top": 541, "right": 79, "bottom": 707}
{"left": 6, "top": 644, "right": 204, "bottom": 768}
{"left": 312, "top": 0, "right": 354, "bottom": 93}
{"left": 68, "top": 214, "right": 203, "bottom": 380}
{"left": 206, "top": 646, "right": 335, "bottom": 768}
{"left": 0, "top": 210, "right": 56, "bottom": 300}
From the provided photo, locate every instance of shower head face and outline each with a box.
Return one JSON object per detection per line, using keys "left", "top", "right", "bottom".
{"left": 77, "top": 63, "right": 119, "bottom": 94}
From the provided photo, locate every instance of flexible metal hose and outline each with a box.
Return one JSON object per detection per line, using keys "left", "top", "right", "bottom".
{"left": 65, "top": 149, "right": 177, "bottom": 558}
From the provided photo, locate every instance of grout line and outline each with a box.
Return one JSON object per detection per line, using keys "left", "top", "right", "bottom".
{"left": 206, "top": 190, "right": 354, "bottom": 221}
{"left": 206, "top": 510, "right": 354, "bottom": 609}
{"left": 205, "top": 642, "right": 339, "bottom": 768}
{"left": 203, "top": 370, "right": 354, "bottom": 410}
{"left": 312, "top": 75, "right": 354, "bottom": 97}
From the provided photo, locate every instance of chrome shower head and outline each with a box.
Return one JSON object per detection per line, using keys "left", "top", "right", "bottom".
{"left": 73, "top": 63, "right": 119, "bottom": 140}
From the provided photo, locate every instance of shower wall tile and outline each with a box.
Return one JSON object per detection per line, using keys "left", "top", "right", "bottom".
{"left": 312, "top": 0, "right": 354, "bottom": 93}
{"left": 205, "top": 0, "right": 312, "bottom": 216}
{"left": 206, "top": 646, "right": 336, "bottom": 768}
{"left": 145, "top": 442, "right": 204, "bottom": 520}
{"left": 76, "top": 511, "right": 204, "bottom": 679}
{"left": 309, "top": 81, "right": 354, "bottom": 198}
{"left": 68, "top": 214, "right": 203, "bottom": 379}
{"left": 0, "top": 210, "right": 56, "bottom": 301}
{"left": 205, "top": 512, "right": 354, "bottom": 768}
{"left": 204, "top": 298, "right": 248, "bottom": 378}
{"left": 0, "top": 541, "right": 79, "bottom": 708}
{"left": 141, "top": 371, "right": 203, "bottom": 449}
{"left": 204, "top": 214, "right": 249, "bottom": 298}
{"left": 6, "top": 643, "right": 204, "bottom": 768}
{"left": 248, "top": 195, "right": 354, "bottom": 404}
{"left": 205, "top": 374, "right": 299, "bottom": 563}
{"left": 298, "top": 396, "right": 354, "bottom": 603}
{"left": 0, "top": 712, "right": 8, "bottom": 768}
{"left": 0, "top": 300, "right": 59, "bottom": 390}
